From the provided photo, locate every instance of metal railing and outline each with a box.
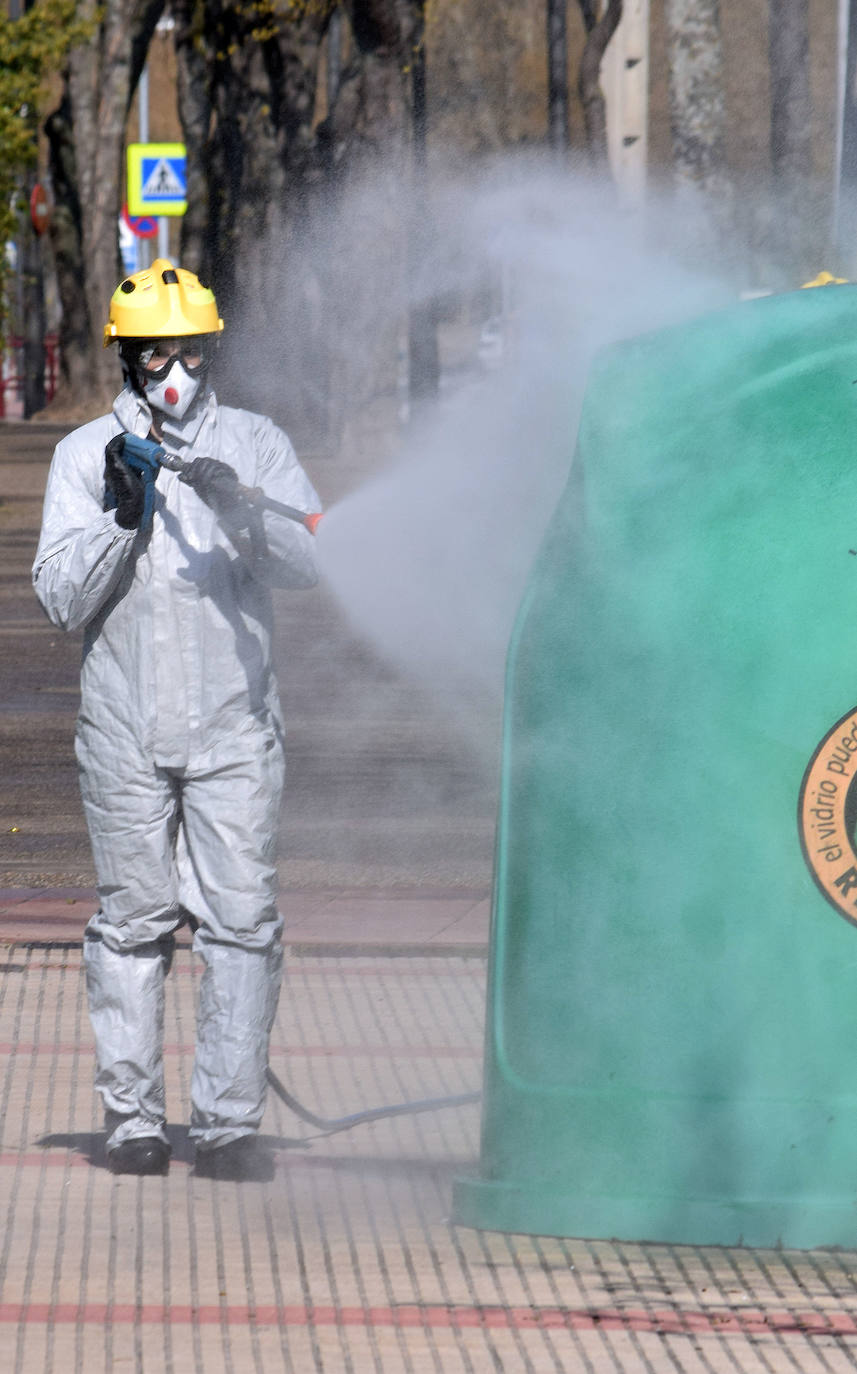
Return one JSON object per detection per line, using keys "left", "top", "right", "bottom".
{"left": 0, "top": 334, "right": 60, "bottom": 418}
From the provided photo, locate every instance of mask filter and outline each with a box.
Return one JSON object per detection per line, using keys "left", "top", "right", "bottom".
{"left": 143, "top": 358, "right": 201, "bottom": 420}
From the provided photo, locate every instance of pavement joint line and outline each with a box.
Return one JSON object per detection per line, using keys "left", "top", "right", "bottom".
{"left": 0, "top": 1300, "right": 855, "bottom": 1337}
{"left": 0, "top": 1041, "right": 481, "bottom": 1058}
{"left": 284, "top": 942, "right": 488, "bottom": 959}
{"left": 1, "top": 1142, "right": 480, "bottom": 1170}
{"left": 0, "top": 950, "right": 488, "bottom": 972}
{"left": 0, "top": 939, "right": 490, "bottom": 961}
{"left": 0, "top": 887, "right": 493, "bottom": 902}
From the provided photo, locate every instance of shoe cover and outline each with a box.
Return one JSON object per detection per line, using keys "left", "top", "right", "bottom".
{"left": 84, "top": 933, "right": 172, "bottom": 1149}
{"left": 194, "top": 1134, "right": 275, "bottom": 1181}
{"left": 189, "top": 935, "right": 283, "bottom": 1147}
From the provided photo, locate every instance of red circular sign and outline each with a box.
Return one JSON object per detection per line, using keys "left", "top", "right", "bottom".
{"left": 122, "top": 203, "right": 158, "bottom": 239}
{"left": 30, "top": 184, "right": 51, "bottom": 235}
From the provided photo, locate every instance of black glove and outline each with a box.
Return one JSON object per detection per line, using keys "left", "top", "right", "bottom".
{"left": 104, "top": 435, "right": 145, "bottom": 529}
{"left": 181, "top": 457, "right": 248, "bottom": 522}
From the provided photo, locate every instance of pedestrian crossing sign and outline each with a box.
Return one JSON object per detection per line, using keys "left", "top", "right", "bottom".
{"left": 127, "top": 142, "right": 187, "bottom": 217}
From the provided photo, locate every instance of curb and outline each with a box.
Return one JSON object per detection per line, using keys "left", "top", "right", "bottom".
{"left": 0, "top": 937, "right": 489, "bottom": 957}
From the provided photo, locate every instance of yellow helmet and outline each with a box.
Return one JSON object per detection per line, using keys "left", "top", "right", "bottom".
{"left": 103, "top": 258, "right": 224, "bottom": 347}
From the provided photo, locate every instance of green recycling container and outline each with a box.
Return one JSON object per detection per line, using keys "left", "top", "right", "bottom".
{"left": 453, "top": 283, "right": 857, "bottom": 1248}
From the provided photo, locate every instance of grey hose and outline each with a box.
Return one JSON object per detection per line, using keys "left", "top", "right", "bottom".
{"left": 265, "top": 1066, "right": 480, "bottom": 1138}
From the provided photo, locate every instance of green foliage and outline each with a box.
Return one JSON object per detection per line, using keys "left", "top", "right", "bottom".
{"left": 0, "top": 0, "right": 92, "bottom": 337}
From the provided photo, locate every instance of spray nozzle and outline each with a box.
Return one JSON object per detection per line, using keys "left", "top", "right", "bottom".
{"left": 241, "top": 485, "right": 323, "bottom": 533}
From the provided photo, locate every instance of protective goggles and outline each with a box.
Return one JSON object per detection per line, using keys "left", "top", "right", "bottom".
{"left": 123, "top": 335, "right": 218, "bottom": 378}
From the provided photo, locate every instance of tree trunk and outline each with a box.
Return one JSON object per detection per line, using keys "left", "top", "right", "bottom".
{"left": 44, "top": 0, "right": 165, "bottom": 418}
{"left": 838, "top": 0, "right": 857, "bottom": 268}
{"left": 547, "top": 0, "right": 569, "bottom": 155}
{"left": 407, "top": 0, "right": 439, "bottom": 408}
{"left": 768, "top": 0, "right": 813, "bottom": 274}
{"left": 175, "top": 0, "right": 335, "bottom": 310}
{"left": 21, "top": 172, "right": 46, "bottom": 417}
{"left": 664, "top": 0, "right": 727, "bottom": 195}
{"left": 44, "top": 84, "right": 91, "bottom": 403}
{"left": 576, "top": 0, "right": 623, "bottom": 167}
{"left": 174, "top": 0, "right": 423, "bottom": 451}
{"left": 173, "top": 0, "right": 336, "bottom": 438}
{"left": 769, "top": 0, "right": 811, "bottom": 183}
{"left": 321, "top": 2, "right": 422, "bottom": 447}
{"left": 172, "top": 0, "right": 211, "bottom": 279}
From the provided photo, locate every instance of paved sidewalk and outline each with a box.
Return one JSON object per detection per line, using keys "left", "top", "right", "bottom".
{"left": 3, "top": 907, "right": 857, "bottom": 1371}
{"left": 0, "top": 887, "right": 492, "bottom": 954}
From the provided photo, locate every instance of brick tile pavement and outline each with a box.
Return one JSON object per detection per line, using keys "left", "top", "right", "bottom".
{"left": 3, "top": 935, "right": 857, "bottom": 1372}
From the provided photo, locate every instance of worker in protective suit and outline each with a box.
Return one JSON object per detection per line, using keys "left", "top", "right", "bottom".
{"left": 32, "top": 260, "right": 321, "bottom": 1179}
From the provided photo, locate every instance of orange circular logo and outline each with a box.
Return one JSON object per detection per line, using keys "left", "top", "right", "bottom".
{"left": 799, "top": 705, "right": 857, "bottom": 926}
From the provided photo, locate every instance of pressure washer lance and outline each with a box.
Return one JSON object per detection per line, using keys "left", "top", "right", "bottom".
{"left": 156, "top": 447, "right": 324, "bottom": 534}
{"left": 265, "top": 1066, "right": 480, "bottom": 1139}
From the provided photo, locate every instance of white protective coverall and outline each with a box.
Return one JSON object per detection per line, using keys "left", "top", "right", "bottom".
{"left": 32, "top": 384, "right": 320, "bottom": 1151}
